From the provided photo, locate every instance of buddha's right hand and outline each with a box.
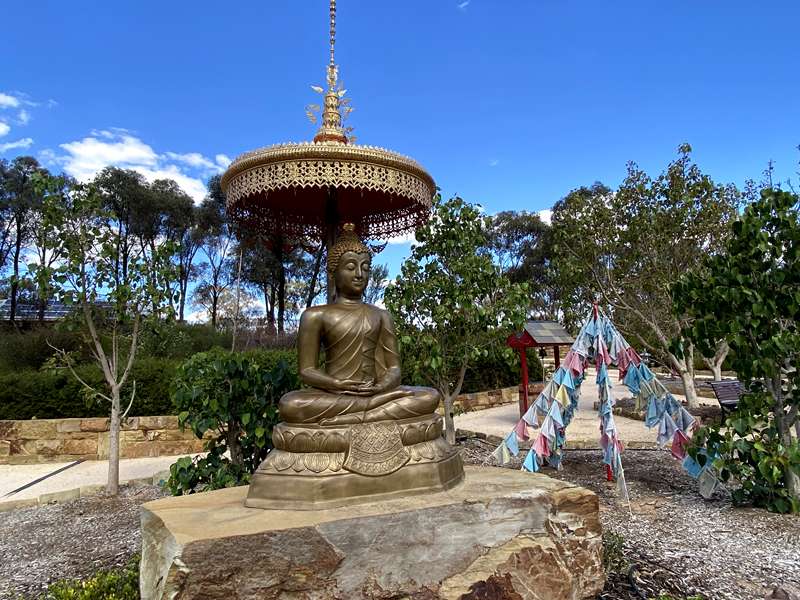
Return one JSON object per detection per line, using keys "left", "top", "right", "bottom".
{"left": 332, "top": 378, "right": 376, "bottom": 396}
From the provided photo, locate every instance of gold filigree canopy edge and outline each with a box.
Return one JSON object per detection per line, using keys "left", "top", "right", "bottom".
{"left": 221, "top": 142, "right": 435, "bottom": 194}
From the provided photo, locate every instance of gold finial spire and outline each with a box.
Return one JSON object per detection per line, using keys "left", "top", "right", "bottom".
{"left": 311, "top": 0, "right": 350, "bottom": 144}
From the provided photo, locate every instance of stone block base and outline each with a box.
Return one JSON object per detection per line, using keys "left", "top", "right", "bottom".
{"left": 140, "top": 466, "right": 604, "bottom": 599}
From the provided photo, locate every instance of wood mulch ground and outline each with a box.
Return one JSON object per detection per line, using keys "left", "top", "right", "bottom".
{"left": 0, "top": 484, "right": 166, "bottom": 599}
{"left": 463, "top": 438, "right": 800, "bottom": 600}
{"left": 2, "top": 443, "right": 799, "bottom": 600}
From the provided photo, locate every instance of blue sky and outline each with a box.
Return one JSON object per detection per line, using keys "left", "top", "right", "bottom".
{"left": 3, "top": 0, "right": 799, "bottom": 277}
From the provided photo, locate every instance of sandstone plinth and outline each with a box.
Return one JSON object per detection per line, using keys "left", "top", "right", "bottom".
{"left": 140, "top": 466, "right": 604, "bottom": 600}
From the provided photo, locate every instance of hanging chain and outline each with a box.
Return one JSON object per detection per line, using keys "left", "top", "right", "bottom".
{"left": 329, "top": 0, "right": 336, "bottom": 68}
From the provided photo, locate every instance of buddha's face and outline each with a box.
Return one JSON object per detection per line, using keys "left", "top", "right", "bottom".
{"left": 334, "top": 251, "right": 371, "bottom": 298}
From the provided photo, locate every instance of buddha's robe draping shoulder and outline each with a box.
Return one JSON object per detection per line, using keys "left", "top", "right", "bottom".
{"left": 323, "top": 304, "right": 392, "bottom": 383}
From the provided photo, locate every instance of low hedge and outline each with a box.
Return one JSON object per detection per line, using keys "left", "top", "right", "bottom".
{"left": 0, "top": 349, "right": 298, "bottom": 420}
{"left": 0, "top": 340, "right": 532, "bottom": 420}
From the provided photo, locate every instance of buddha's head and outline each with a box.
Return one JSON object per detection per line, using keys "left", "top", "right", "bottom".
{"left": 328, "top": 223, "right": 371, "bottom": 299}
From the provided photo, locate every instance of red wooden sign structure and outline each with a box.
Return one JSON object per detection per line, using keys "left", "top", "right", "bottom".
{"left": 506, "top": 321, "right": 574, "bottom": 417}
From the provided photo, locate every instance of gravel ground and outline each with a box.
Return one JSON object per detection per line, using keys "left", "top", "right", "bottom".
{"left": 0, "top": 483, "right": 167, "bottom": 599}
{"left": 463, "top": 437, "right": 800, "bottom": 600}
{"left": 2, "top": 445, "right": 799, "bottom": 600}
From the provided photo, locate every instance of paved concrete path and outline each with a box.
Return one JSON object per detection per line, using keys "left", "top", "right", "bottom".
{"left": 454, "top": 369, "right": 659, "bottom": 447}
{"left": 0, "top": 455, "right": 194, "bottom": 502}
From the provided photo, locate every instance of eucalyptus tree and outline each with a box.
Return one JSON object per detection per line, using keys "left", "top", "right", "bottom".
{"left": 2, "top": 156, "right": 45, "bottom": 325}
{"left": 549, "top": 146, "right": 740, "bottom": 406}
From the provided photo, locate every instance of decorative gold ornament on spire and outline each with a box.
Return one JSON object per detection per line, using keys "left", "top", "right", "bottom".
{"left": 222, "top": 0, "right": 436, "bottom": 241}
{"left": 309, "top": 0, "right": 349, "bottom": 143}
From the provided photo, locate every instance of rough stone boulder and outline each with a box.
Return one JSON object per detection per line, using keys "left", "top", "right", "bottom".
{"left": 140, "top": 465, "right": 604, "bottom": 599}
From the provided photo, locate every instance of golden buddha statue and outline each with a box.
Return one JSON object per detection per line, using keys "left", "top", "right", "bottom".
{"left": 246, "top": 225, "right": 464, "bottom": 510}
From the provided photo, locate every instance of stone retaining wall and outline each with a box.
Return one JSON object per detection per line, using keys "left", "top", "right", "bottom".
{"left": 0, "top": 416, "right": 206, "bottom": 465}
{"left": 452, "top": 386, "right": 518, "bottom": 412}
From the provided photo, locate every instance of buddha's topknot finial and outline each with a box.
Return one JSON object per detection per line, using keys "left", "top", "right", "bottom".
{"left": 327, "top": 223, "right": 371, "bottom": 273}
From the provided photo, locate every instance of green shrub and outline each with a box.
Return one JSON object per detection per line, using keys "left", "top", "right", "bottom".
{"left": 167, "top": 348, "right": 298, "bottom": 495}
{"left": 243, "top": 348, "right": 297, "bottom": 373}
{"left": 602, "top": 531, "right": 628, "bottom": 574}
{"left": 0, "top": 348, "right": 298, "bottom": 420}
{"left": 39, "top": 554, "right": 139, "bottom": 599}
{"left": 461, "top": 345, "right": 543, "bottom": 393}
{"left": 0, "top": 326, "right": 86, "bottom": 371}
{"left": 0, "top": 357, "right": 179, "bottom": 420}
{"left": 691, "top": 390, "right": 800, "bottom": 513}
{"left": 0, "top": 321, "right": 232, "bottom": 374}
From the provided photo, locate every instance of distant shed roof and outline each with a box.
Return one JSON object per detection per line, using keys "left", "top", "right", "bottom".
{"left": 523, "top": 320, "right": 574, "bottom": 345}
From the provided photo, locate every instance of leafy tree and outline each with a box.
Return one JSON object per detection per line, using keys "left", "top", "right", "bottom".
{"left": 2, "top": 156, "right": 45, "bottom": 325}
{"left": 550, "top": 146, "right": 740, "bottom": 406}
{"left": 194, "top": 175, "right": 234, "bottom": 328}
{"left": 28, "top": 173, "right": 73, "bottom": 321}
{"left": 673, "top": 188, "right": 800, "bottom": 511}
{"left": 168, "top": 348, "right": 296, "bottom": 494}
{"left": 364, "top": 262, "right": 389, "bottom": 305}
{"left": 94, "top": 167, "right": 151, "bottom": 288}
{"left": 0, "top": 159, "right": 18, "bottom": 274}
{"left": 385, "top": 196, "right": 529, "bottom": 443}
{"left": 32, "top": 180, "right": 175, "bottom": 494}
{"left": 487, "top": 210, "right": 561, "bottom": 320}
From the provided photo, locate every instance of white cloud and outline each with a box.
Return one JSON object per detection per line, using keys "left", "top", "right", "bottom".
{"left": 457, "top": 0, "right": 470, "bottom": 9}
{"left": 215, "top": 154, "right": 232, "bottom": 168}
{"left": 0, "top": 137, "right": 34, "bottom": 153}
{"left": 489, "top": 158, "right": 499, "bottom": 167}
{"left": 0, "top": 122, "right": 9, "bottom": 137}
{"left": 165, "top": 151, "right": 217, "bottom": 171}
{"left": 386, "top": 231, "right": 417, "bottom": 245}
{"left": 17, "top": 109, "right": 30, "bottom": 125}
{"left": 0, "top": 93, "right": 20, "bottom": 109}
{"left": 538, "top": 209, "right": 552, "bottom": 224}
{"left": 53, "top": 130, "right": 228, "bottom": 203}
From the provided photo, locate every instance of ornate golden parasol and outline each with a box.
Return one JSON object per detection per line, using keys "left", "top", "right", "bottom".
{"left": 221, "top": 0, "right": 436, "bottom": 277}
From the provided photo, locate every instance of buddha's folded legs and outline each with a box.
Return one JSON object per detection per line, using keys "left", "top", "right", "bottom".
{"left": 279, "top": 386, "right": 441, "bottom": 426}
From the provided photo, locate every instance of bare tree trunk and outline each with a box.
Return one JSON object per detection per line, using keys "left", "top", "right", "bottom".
{"left": 671, "top": 342, "right": 699, "bottom": 409}
{"left": 226, "top": 422, "right": 243, "bottom": 468}
{"left": 702, "top": 340, "right": 729, "bottom": 381}
{"left": 179, "top": 277, "right": 188, "bottom": 322}
{"left": 274, "top": 235, "right": 286, "bottom": 334}
{"left": 107, "top": 386, "right": 121, "bottom": 495}
{"left": 442, "top": 393, "right": 456, "bottom": 445}
{"left": 231, "top": 249, "right": 243, "bottom": 352}
{"left": 441, "top": 363, "right": 468, "bottom": 445}
{"left": 678, "top": 369, "right": 699, "bottom": 409}
{"left": 306, "top": 244, "right": 324, "bottom": 308}
{"left": 9, "top": 222, "right": 22, "bottom": 327}
{"left": 772, "top": 377, "right": 800, "bottom": 502}
{"left": 267, "top": 283, "right": 278, "bottom": 334}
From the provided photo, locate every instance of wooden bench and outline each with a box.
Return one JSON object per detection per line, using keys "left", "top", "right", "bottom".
{"left": 708, "top": 380, "right": 745, "bottom": 416}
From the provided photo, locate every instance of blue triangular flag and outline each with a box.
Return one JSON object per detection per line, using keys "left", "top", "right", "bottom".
{"left": 596, "top": 362, "right": 608, "bottom": 385}
{"left": 552, "top": 367, "right": 566, "bottom": 386}
{"left": 645, "top": 395, "right": 662, "bottom": 428}
{"left": 638, "top": 362, "right": 655, "bottom": 382}
{"left": 547, "top": 451, "right": 563, "bottom": 470}
{"left": 522, "top": 403, "right": 537, "bottom": 426}
{"left": 522, "top": 448, "right": 539, "bottom": 472}
{"left": 561, "top": 368, "right": 575, "bottom": 390}
{"left": 657, "top": 412, "right": 678, "bottom": 447}
{"left": 623, "top": 364, "right": 641, "bottom": 395}
{"left": 583, "top": 316, "right": 598, "bottom": 337}
{"left": 675, "top": 406, "right": 696, "bottom": 433}
{"left": 534, "top": 393, "right": 550, "bottom": 415}
{"left": 504, "top": 431, "right": 520, "bottom": 456}
{"left": 549, "top": 401, "right": 564, "bottom": 427}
